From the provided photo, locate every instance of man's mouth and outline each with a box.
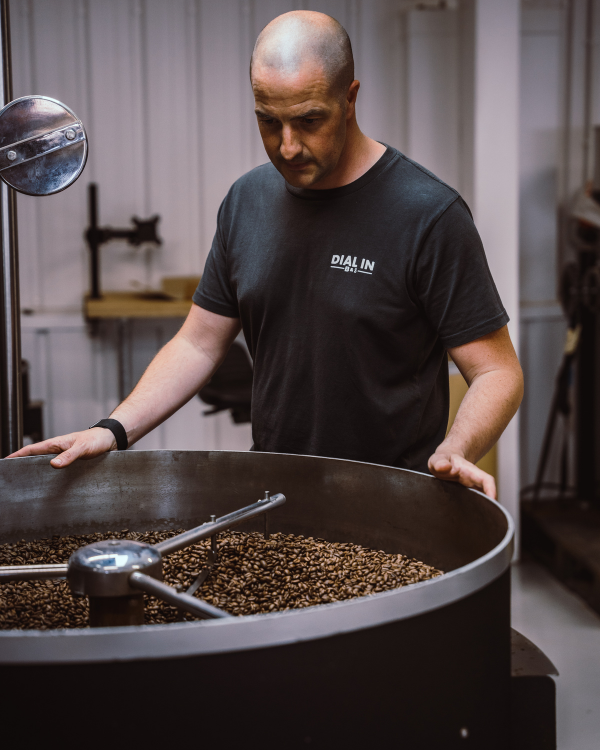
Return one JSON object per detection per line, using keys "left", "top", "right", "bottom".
{"left": 284, "top": 161, "right": 311, "bottom": 171}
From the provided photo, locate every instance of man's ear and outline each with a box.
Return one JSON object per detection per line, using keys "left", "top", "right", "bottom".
{"left": 348, "top": 80, "right": 360, "bottom": 102}
{"left": 346, "top": 80, "right": 360, "bottom": 117}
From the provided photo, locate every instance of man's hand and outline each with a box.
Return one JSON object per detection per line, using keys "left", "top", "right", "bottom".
{"left": 5, "top": 305, "right": 241, "bottom": 471}
{"left": 7, "top": 428, "right": 117, "bottom": 468}
{"left": 428, "top": 451, "right": 496, "bottom": 499}
{"left": 428, "top": 326, "right": 523, "bottom": 500}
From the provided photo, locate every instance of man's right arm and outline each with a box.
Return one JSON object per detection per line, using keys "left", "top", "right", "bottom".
{"left": 7, "top": 304, "right": 241, "bottom": 468}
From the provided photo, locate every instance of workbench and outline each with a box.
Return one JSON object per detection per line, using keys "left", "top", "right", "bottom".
{"left": 84, "top": 292, "right": 193, "bottom": 320}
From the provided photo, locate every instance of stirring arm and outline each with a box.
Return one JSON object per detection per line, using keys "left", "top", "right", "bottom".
{"left": 154, "top": 492, "right": 286, "bottom": 556}
{"left": 0, "top": 563, "right": 68, "bottom": 582}
{"left": 129, "top": 571, "right": 232, "bottom": 619}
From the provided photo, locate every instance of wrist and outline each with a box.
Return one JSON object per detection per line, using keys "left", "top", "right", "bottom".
{"left": 89, "top": 418, "right": 128, "bottom": 450}
{"left": 90, "top": 427, "right": 118, "bottom": 451}
{"left": 110, "top": 410, "right": 137, "bottom": 446}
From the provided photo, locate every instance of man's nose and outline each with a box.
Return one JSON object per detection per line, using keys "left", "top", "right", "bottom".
{"left": 280, "top": 125, "right": 303, "bottom": 161}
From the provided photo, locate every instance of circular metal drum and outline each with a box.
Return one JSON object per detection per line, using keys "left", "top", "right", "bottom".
{"left": 0, "top": 451, "right": 513, "bottom": 749}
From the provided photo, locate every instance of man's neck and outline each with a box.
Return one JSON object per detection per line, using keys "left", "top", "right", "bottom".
{"left": 310, "top": 125, "right": 387, "bottom": 190}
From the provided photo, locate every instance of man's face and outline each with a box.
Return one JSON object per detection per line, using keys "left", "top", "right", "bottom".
{"left": 252, "top": 61, "right": 348, "bottom": 188}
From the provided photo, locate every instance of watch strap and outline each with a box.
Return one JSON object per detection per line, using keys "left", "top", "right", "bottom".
{"left": 89, "top": 418, "right": 128, "bottom": 451}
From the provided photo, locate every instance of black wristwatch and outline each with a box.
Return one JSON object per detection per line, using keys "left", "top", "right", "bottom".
{"left": 89, "top": 418, "right": 128, "bottom": 451}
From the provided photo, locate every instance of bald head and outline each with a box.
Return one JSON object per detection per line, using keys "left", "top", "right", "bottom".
{"left": 251, "top": 11, "right": 354, "bottom": 101}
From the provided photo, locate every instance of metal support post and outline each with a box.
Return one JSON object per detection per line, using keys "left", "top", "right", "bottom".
{"left": 0, "top": 0, "right": 21, "bottom": 457}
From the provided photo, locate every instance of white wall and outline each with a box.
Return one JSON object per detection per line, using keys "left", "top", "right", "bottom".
{"left": 519, "top": 5, "right": 566, "bottom": 489}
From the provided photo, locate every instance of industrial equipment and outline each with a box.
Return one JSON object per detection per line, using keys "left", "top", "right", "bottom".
{"left": 0, "top": 449, "right": 523, "bottom": 747}
{"left": 0, "top": 484, "right": 284, "bottom": 626}
{"left": 523, "top": 125, "right": 600, "bottom": 615}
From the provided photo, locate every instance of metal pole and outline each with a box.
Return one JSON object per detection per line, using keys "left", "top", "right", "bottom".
{"left": 0, "top": 0, "right": 21, "bottom": 457}
{"left": 129, "top": 571, "right": 233, "bottom": 619}
{"left": 0, "top": 563, "right": 68, "bottom": 582}
{"left": 154, "top": 493, "right": 286, "bottom": 556}
{"left": 87, "top": 182, "right": 101, "bottom": 299}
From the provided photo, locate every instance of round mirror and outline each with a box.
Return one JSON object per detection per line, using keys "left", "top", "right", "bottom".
{"left": 0, "top": 95, "right": 88, "bottom": 196}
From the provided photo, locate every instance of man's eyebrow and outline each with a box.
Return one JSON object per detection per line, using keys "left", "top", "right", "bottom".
{"left": 292, "top": 108, "right": 326, "bottom": 119}
{"left": 254, "top": 107, "right": 327, "bottom": 119}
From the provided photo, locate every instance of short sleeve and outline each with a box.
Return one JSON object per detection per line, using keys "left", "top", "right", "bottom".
{"left": 412, "top": 197, "right": 509, "bottom": 348}
{"left": 193, "top": 210, "right": 239, "bottom": 318}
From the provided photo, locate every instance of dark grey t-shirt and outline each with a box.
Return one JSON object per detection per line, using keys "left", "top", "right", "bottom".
{"left": 194, "top": 146, "right": 508, "bottom": 471}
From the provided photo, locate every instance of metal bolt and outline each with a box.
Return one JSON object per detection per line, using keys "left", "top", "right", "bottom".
{"left": 6, "top": 150, "right": 16, "bottom": 161}
{"left": 460, "top": 727, "right": 469, "bottom": 739}
{"left": 210, "top": 514, "right": 216, "bottom": 523}
{"left": 264, "top": 491, "right": 270, "bottom": 500}
{"left": 64, "top": 128, "right": 76, "bottom": 141}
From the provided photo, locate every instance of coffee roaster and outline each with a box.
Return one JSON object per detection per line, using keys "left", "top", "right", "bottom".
{"left": 0, "top": 449, "right": 556, "bottom": 749}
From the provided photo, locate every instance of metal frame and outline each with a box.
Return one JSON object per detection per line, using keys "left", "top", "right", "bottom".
{"left": 0, "top": 0, "right": 21, "bottom": 457}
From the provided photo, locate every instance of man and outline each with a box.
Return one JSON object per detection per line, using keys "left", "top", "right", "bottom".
{"left": 10, "top": 11, "right": 523, "bottom": 500}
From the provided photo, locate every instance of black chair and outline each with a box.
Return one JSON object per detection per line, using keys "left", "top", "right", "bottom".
{"left": 197, "top": 342, "right": 252, "bottom": 424}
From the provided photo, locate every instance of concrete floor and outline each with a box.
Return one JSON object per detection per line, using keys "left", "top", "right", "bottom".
{"left": 511, "top": 561, "right": 600, "bottom": 750}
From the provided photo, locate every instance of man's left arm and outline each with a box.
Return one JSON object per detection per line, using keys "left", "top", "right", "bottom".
{"left": 428, "top": 325, "right": 524, "bottom": 499}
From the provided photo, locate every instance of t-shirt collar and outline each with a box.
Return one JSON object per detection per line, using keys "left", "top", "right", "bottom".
{"left": 284, "top": 144, "right": 397, "bottom": 200}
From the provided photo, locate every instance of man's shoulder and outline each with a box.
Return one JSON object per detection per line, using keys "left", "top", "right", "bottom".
{"left": 217, "top": 162, "right": 283, "bottom": 229}
{"left": 229, "top": 162, "right": 283, "bottom": 197}
{"left": 385, "top": 148, "right": 465, "bottom": 217}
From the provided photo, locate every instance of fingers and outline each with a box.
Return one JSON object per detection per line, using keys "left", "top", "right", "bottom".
{"left": 428, "top": 452, "right": 496, "bottom": 498}
{"left": 7, "top": 436, "right": 75, "bottom": 459}
{"left": 50, "top": 448, "right": 80, "bottom": 468}
{"left": 428, "top": 454, "right": 462, "bottom": 481}
{"left": 481, "top": 473, "right": 497, "bottom": 500}
{"left": 50, "top": 429, "right": 116, "bottom": 468}
{"left": 428, "top": 454, "right": 454, "bottom": 476}
{"left": 5, "top": 429, "right": 116, "bottom": 469}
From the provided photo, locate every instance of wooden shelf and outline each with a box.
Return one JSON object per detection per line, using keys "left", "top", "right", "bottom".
{"left": 85, "top": 292, "right": 193, "bottom": 319}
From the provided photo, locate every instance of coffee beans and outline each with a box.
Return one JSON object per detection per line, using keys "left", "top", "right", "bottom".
{"left": 0, "top": 530, "right": 442, "bottom": 629}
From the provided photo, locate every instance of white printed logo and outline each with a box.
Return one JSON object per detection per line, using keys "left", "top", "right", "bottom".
{"left": 331, "top": 255, "right": 375, "bottom": 275}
